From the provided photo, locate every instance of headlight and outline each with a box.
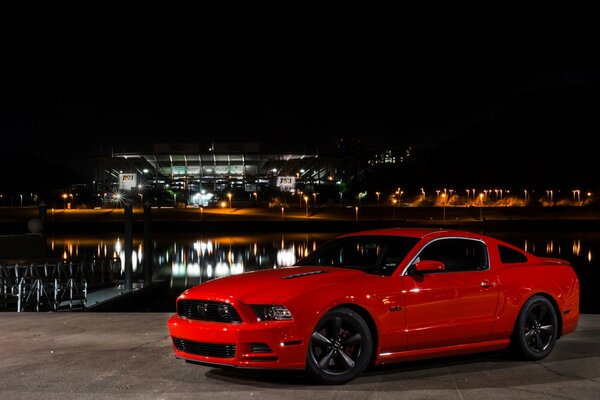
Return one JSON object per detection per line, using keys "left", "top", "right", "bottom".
{"left": 250, "top": 305, "right": 293, "bottom": 321}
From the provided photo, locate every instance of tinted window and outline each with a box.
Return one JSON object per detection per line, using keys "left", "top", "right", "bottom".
{"left": 409, "top": 238, "right": 488, "bottom": 273}
{"left": 295, "top": 235, "right": 420, "bottom": 276}
{"left": 498, "top": 245, "right": 528, "bottom": 263}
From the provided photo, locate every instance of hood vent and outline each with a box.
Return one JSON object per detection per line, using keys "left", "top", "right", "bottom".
{"left": 280, "top": 270, "right": 328, "bottom": 280}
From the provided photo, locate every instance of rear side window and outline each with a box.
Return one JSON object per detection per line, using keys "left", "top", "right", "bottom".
{"left": 498, "top": 245, "right": 528, "bottom": 264}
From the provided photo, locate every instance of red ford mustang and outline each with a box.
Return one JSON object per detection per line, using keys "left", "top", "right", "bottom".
{"left": 167, "top": 228, "right": 580, "bottom": 384}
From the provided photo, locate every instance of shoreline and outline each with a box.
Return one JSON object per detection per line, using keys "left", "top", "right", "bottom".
{"left": 2, "top": 205, "right": 600, "bottom": 234}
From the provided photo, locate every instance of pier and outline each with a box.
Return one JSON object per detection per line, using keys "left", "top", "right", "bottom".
{"left": 0, "top": 258, "right": 124, "bottom": 312}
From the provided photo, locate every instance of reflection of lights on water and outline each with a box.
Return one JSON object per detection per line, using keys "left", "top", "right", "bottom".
{"left": 588, "top": 250, "right": 592, "bottom": 263}
{"left": 171, "top": 262, "right": 187, "bottom": 278}
{"left": 230, "top": 262, "right": 244, "bottom": 275}
{"left": 186, "top": 263, "right": 201, "bottom": 278}
{"left": 573, "top": 240, "right": 581, "bottom": 256}
{"left": 216, "top": 262, "right": 229, "bottom": 277}
{"left": 119, "top": 251, "right": 125, "bottom": 273}
{"left": 132, "top": 251, "right": 138, "bottom": 272}
{"left": 137, "top": 244, "right": 143, "bottom": 264}
{"left": 192, "top": 240, "right": 213, "bottom": 256}
{"left": 277, "top": 247, "right": 296, "bottom": 267}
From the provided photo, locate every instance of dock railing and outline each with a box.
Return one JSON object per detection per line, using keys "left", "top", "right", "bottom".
{"left": 0, "top": 257, "right": 122, "bottom": 312}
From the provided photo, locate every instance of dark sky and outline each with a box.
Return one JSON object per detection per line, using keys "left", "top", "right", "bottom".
{"left": 2, "top": 2, "right": 600, "bottom": 159}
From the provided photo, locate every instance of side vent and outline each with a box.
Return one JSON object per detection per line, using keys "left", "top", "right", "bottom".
{"left": 280, "top": 270, "right": 328, "bottom": 280}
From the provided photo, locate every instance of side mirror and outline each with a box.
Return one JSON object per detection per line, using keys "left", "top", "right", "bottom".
{"left": 414, "top": 260, "right": 445, "bottom": 273}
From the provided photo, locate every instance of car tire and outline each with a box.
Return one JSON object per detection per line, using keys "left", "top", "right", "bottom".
{"left": 512, "top": 295, "right": 559, "bottom": 361}
{"left": 305, "top": 307, "right": 373, "bottom": 385}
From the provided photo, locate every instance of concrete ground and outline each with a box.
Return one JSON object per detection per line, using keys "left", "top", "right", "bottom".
{"left": 0, "top": 313, "right": 598, "bottom": 400}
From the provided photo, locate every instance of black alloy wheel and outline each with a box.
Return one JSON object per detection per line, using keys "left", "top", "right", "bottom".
{"left": 306, "top": 307, "right": 372, "bottom": 385}
{"left": 513, "top": 295, "right": 559, "bottom": 360}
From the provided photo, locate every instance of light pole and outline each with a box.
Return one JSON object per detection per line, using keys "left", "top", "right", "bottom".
{"left": 479, "top": 193, "right": 484, "bottom": 220}
{"left": 375, "top": 191, "right": 380, "bottom": 207}
{"left": 227, "top": 192, "right": 232, "bottom": 211}
{"left": 339, "top": 192, "right": 343, "bottom": 207}
{"left": 441, "top": 193, "right": 447, "bottom": 222}
{"left": 281, "top": 206, "right": 285, "bottom": 221}
{"left": 312, "top": 192, "right": 317, "bottom": 207}
{"left": 355, "top": 206, "right": 359, "bottom": 221}
{"left": 62, "top": 193, "right": 67, "bottom": 210}
{"left": 19, "top": 194, "right": 23, "bottom": 207}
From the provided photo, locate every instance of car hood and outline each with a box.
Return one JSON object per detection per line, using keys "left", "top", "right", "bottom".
{"left": 180, "top": 266, "right": 367, "bottom": 304}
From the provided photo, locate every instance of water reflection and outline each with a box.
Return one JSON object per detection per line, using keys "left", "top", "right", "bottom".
{"left": 46, "top": 231, "right": 600, "bottom": 313}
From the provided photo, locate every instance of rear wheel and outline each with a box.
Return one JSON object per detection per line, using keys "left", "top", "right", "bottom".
{"left": 305, "top": 307, "right": 372, "bottom": 385}
{"left": 512, "top": 295, "right": 558, "bottom": 360}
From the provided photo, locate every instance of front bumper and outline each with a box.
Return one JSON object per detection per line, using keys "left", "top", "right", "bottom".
{"left": 167, "top": 314, "right": 307, "bottom": 370}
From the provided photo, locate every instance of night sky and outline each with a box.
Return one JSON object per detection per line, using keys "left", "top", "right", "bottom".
{"left": 2, "top": 2, "right": 600, "bottom": 192}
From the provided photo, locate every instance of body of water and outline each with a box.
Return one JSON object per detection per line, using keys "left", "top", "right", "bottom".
{"left": 45, "top": 230, "right": 600, "bottom": 313}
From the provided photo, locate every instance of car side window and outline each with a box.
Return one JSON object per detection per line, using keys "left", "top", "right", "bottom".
{"left": 498, "top": 244, "right": 528, "bottom": 263}
{"left": 411, "top": 238, "right": 488, "bottom": 273}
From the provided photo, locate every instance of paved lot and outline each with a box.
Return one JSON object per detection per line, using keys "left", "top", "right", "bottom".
{"left": 0, "top": 312, "right": 598, "bottom": 400}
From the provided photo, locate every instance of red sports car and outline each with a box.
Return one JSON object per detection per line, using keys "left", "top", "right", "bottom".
{"left": 167, "top": 228, "right": 580, "bottom": 384}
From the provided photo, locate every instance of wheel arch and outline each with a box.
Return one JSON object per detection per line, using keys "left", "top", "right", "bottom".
{"left": 330, "top": 303, "right": 379, "bottom": 366}
{"left": 515, "top": 292, "right": 563, "bottom": 340}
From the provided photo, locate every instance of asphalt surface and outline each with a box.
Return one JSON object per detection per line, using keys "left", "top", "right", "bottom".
{"left": 0, "top": 313, "right": 598, "bottom": 400}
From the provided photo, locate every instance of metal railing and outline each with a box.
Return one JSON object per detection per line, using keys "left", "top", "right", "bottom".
{"left": 0, "top": 258, "right": 121, "bottom": 312}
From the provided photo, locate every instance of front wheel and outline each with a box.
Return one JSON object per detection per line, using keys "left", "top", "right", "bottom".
{"left": 512, "top": 295, "right": 559, "bottom": 360}
{"left": 305, "top": 307, "right": 373, "bottom": 385}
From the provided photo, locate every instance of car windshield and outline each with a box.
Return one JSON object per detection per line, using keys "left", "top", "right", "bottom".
{"left": 295, "top": 235, "right": 420, "bottom": 276}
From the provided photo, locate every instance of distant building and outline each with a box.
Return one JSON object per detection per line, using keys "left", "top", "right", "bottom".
{"left": 90, "top": 143, "right": 339, "bottom": 206}
{"left": 367, "top": 146, "right": 412, "bottom": 166}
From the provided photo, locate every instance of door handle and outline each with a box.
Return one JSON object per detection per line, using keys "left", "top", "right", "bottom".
{"left": 480, "top": 280, "right": 496, "bottom": 288}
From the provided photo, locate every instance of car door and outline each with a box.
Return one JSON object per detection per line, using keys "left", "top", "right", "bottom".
{"left": 401, "top": 237, "right": 499, "bottom": 350}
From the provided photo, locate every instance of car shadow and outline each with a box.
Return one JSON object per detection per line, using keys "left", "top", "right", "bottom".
{"left": 202, "top": 349, "right": 564, "bottom": 389}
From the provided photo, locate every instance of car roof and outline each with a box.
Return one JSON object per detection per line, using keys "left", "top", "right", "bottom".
{"left": 340, "top": 227, "right": 484, "bottom": 240}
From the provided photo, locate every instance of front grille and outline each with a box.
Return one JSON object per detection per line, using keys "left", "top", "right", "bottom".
{"left": 178, "top": 300, "right": 242, "bottom": 323}
{"left": 173, "top": 337, "right": 236, "bottom": 358}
